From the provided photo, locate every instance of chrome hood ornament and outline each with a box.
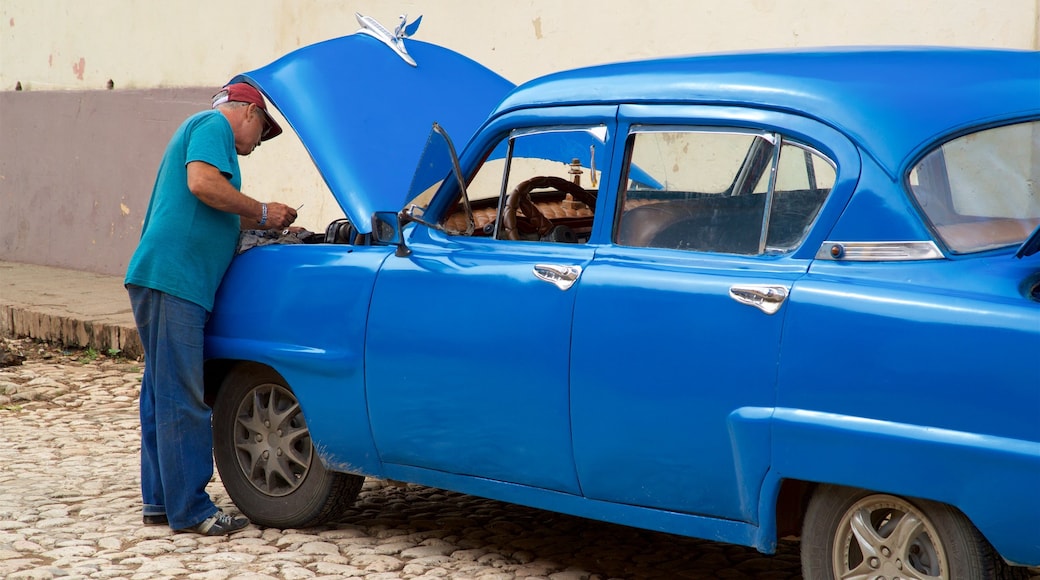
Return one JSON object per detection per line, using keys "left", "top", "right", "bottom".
{"left": 356, "top": 13, "right": 423, "bottom": 66}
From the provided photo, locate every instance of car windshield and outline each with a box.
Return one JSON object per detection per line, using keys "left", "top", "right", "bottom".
{"left": 909, "top": 120, "right": 1040, "bottom": 254}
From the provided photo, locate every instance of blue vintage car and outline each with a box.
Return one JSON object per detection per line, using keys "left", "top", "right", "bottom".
{"left": 204, "top": 16, "right": 1040, "bottom": 579}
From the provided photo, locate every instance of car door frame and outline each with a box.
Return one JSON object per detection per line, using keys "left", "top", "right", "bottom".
{"left": 364, "top": 105, "right": 623, "bottom": 495}
{"left": 571, "top": 104, "right": 861, "bottom": 528}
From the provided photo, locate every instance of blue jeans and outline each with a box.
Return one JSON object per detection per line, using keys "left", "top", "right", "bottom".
{"left": 127, "top": 285, "right": 217, "bottom": 529}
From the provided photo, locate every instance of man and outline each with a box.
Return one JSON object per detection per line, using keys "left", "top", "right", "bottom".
{"left": 124, "top": 83, "right": 296, "bottom": 535}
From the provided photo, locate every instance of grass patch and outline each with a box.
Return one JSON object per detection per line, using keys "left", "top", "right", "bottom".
{"left": 78, "top": 347, "right": 100, "bottom": 364}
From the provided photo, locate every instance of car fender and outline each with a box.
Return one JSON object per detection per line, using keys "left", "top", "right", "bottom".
{"left": 206, "top": 244, "right": 394, "bottom": 477}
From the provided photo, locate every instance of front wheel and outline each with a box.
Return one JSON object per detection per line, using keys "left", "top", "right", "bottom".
{"left": 801, "top": 485, "right": 1026, "bottom": 580}
{"left": 212, "top": 365, "right": 363, "bottom": 527}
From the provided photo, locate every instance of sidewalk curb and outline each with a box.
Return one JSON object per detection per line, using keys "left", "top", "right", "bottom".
{"left": 0, "top": 304, "right": 142, "bottom": 359}
{"left": 0, "top": 261, "right": 142, "bottom": 359}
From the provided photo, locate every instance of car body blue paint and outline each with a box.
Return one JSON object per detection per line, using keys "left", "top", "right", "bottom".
{"left": 379, "top": 463, "right": 765, "bottom": 551}
{"left": 769, "top": 409, "right": 1040, "bottom": 565}
{"left": 777, "top": 256, "right": 1040, "bottom": 564}
{"left": 366, "top": 226, "right": 592, "bottom": 493}
{"left": 207, "top": 30, "right": 1040, "bottom": 568}
{"left": 207, "top": 244, "right": 394, "bottom": 476}
{"left": 824, "top": 158, "right": 937, "bottom": 243}
{"left": 570, "top": 252, "right": 795, "bottom": 522}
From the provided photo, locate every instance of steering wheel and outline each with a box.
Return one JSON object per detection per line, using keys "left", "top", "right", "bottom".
{"left": 499, "top": 176, "right": 597, "bottom": 241}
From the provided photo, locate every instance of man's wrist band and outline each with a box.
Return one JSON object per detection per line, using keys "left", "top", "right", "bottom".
{"left": 258, "top": 203, "right": 268, "bottom": 226}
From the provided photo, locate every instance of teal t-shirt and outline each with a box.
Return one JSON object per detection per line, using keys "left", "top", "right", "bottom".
{"left": 125, "top": 110, "right": 242, "bottom": 312}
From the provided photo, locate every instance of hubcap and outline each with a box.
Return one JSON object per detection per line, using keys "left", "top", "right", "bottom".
{"left": 233, "top": 382, "right": 312, "bottom": 497}
{"left": 832, "top": 494, "right": 947, "bottom": 580}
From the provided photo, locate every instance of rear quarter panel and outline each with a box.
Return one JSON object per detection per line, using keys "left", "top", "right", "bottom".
{"left": 774, "top": 253, "right": 1040, "bottom": 565}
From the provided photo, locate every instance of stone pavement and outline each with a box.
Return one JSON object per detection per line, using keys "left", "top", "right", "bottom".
{"left": 0, "top": 339, "right": 809, "bottom": 579}
{"left": 0, "top": 261, "right": 141, "bottom": 359}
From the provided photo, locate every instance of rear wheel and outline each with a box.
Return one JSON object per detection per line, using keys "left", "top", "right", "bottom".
{"left": 212, "top": 365, "right": 363, "bottom": 527}
{"left": 801, "top": 485, "right": 1026, "bottom": 580}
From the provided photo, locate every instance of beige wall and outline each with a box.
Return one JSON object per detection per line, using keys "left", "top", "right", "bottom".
{"left": 4, "top": 1, "right": 1037, "bottom": 90}
{"left": 1, "top": 0, "right": 1038, "bottom": 275}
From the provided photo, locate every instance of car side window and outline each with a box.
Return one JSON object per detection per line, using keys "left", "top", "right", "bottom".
{"left": 441, "top": 127, "right": 606, "bottom": 243}
{"left": 908, "top": 120, "right": 1040, "bottom": 254}
{"left": 615, "top": 128, "right": 835, "bottom": 255}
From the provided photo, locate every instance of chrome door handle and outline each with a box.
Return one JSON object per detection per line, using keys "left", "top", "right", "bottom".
{"left": 533, "top": 264, "right": 582, "bottom": 291}
{"left": 729, "top": 284, "right": 789, "bottom": 315}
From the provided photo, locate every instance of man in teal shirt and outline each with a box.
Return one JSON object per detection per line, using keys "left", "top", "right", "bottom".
{"left": 125, "top": 83, "right": 297, "bottom": 535}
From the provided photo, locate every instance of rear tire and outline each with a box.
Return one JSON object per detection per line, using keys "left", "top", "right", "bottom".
{"left": 801, "top": 484, "right": 1027, "bottom": 580}
{"left": 212, "top": 365, "right": 363, "bottom": 527}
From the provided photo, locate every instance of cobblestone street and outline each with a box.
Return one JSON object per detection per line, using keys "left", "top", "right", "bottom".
{"left": 1, "top": 339, "right": 1036, "bottom": 580}
{"left": 0, "top": 339, "right": 804, "bottom": 580}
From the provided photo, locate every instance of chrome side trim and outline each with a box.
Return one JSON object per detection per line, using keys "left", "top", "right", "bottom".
{"left": 815, "top": 241, "right": 944, "bottom": 261}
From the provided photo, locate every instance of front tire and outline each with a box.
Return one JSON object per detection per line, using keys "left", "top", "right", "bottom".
{"left": 801, "top": 485, "right": 1025, "bottom": 580}
{"left": 212, "top": 365, "right": 363, "bottom": 527}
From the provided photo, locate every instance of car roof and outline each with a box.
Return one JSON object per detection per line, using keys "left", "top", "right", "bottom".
{"left": 493, "top": 47, "right": 1040, "bottom": 177}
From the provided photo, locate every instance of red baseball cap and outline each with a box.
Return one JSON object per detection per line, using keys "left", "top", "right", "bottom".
{"left": 212, "top": 83, "right": 283, "bottom": 141}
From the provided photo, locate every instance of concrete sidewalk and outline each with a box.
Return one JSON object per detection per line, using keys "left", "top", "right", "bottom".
{"left": 0, "top": 260, "right": 141, "bottom": 358}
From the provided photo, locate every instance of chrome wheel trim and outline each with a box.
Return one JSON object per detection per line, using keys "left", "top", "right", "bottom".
{"left": 832, "top": 494, "right": 947, "bottom": 580}
{"left": 232, "top": 382, "right": 312, "bottom": 497}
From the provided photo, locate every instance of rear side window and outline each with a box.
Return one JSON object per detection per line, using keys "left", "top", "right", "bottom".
{"left": 616, "top": 128, "right": 835, "bottom": 255}
{"left": 909, "top": 120, "right": 1040, "bottom": 253}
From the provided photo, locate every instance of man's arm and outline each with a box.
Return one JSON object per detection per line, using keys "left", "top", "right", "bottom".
{"left": 186, "top": 161, "right": 297, "bottom": 229}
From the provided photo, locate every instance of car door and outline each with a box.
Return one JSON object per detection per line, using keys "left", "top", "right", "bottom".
{"left": 570, "top": 105, "right": 847, "bottom": 523}
{"left": 365, "top": 117, "right": 616, "bottom": 494}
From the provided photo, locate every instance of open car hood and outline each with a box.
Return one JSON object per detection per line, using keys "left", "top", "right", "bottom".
{"left": 231, "top": 22, "right": 513, "bottom": 233}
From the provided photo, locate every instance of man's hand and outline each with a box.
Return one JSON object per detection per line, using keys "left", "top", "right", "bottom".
{"left": 263, "top": 203, "right": 298, "bottom": 229}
